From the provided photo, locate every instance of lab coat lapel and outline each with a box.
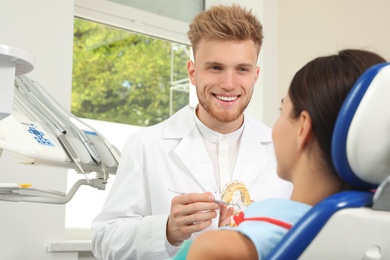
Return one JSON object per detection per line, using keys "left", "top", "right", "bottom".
{"left": 232, "top": 125, "right": 270, "bottom": 186}
{"left": 174, "top": 128, "right": 215, "bottom": 192}
{"left": 163, "top": 106, "right": 216, "bottom": 192}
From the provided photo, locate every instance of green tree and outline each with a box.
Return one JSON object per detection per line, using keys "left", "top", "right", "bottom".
{"left": 72, "top": 18, "right": 190, "bottom": 126}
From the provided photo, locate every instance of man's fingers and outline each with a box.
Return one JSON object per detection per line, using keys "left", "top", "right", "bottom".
{"left": 167, "top": 194, "right": 221, "bottom": 245}
{"left": 172, "top": 192, "right": 215, "bottom": 204}
{"left": 171, "top": 203, "right": 219, "bottom": 217}
{"left": 218, "top": 205, "right": 234, "bottom": 227}
{"left": 173, "top": 209, "right": 218, "bottom": 227}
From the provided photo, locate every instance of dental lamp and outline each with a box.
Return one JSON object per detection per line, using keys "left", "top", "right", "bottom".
{"left": 0, "top": 44, "right": 120, "bottom": 204}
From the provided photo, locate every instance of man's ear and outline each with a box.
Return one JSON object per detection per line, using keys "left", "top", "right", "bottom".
{"left": 255, "top": 66, "right": 260, "bottom": 81}
{"left": 187, "top": 60, "right": 196, "bottom": 85}
{"left": 297, "top": 110, "right": 313, "bottom": 150}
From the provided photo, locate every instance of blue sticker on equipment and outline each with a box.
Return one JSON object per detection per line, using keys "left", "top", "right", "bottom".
{"left": 28, "top": 126, "right": 55, "bottom": 146}
{"left": 84, "top": 130, "right": 97, "bottom": 136}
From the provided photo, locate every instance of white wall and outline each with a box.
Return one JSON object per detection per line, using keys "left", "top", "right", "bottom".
{"left": 0, "top": 0, "right": 75, "bottom": 259}
{"left": 276, "top": 0, "right": 390, "bottom": 126}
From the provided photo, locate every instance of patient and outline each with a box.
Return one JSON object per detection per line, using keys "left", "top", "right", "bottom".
{"left": 173, "top": 49, "right": 386, "bottom": 260}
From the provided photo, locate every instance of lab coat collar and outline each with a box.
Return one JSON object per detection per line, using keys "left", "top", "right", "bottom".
{"left": 162, "top": 105, "right": 272, "bottom": 142}
{"left": 162, "top": 105, "right": 273, "bottom": 194}
{"left": 162, "top": 105, "right": 196, "bottom": 139}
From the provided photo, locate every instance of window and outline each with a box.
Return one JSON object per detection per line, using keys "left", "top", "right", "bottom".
{"left": 72, "top": 18, "right": 191, "bottom": 126}
{"left": 66, "top": 0, "right": 203, "bottom": 237}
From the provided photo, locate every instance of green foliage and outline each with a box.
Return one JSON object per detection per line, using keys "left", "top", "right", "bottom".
{"left": 72, "top": 18, "right": 190, "bottom": 126}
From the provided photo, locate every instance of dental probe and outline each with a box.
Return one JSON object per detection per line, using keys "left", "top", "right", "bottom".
{"left": 168, "top": 188, "right": 240, "bottom": 207}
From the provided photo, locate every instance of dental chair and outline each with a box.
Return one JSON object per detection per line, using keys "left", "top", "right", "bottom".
{"left": 267, "top": 62, "right": 390, "bottom": 259}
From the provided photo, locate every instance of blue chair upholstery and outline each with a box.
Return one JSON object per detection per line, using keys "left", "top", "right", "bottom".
{"left": 332, "top": 62, "right": 390, "bottom": 190}
{"left": 267, "top": 62, "right": 390, "bottom": 259}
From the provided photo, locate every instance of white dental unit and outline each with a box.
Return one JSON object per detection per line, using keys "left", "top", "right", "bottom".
{"left": 0, "top": 44, "right": 120, "bottom": 204}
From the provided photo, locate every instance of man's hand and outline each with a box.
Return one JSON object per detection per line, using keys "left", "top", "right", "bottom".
{"left": 166, "top": 192, "right": 220, "bottom": 246}
{"left": 218, "top": 204, "right": 234, "bottom": 227}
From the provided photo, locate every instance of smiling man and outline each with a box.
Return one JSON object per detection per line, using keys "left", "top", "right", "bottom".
{"left": 189, "top": 39, "right": 259, "bottom": 132}
{"left": 91, "top": 4, "right": 292, "bottom": 260}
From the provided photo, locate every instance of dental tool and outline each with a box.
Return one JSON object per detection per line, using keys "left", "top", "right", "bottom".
{"left": 168, "top": 188, "right": 240, "bottom": 208}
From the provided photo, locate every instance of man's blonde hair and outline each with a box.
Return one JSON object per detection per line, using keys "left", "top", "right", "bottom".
{"left": 187, "top": 4, "right": 263, "bottom": 57}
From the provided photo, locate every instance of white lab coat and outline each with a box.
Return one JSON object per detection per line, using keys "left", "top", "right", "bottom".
{"left": 91, "top": 105, "right": 292, "bottom": 260}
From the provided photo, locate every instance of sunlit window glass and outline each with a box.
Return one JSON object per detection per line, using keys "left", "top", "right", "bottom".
{"left": 72, "top": 18, "right": 191, "bottom": 127}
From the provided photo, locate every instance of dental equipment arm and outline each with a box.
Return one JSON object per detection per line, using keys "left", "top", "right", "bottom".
{"left": 0, "top": 44, "right": 120, "bottom": 204}
{"left": 0, "top": 179, "right": 105, "bottom": 204}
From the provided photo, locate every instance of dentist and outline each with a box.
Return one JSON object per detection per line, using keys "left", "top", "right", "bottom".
{"left": 91, "top": 4, "right": 292, "bottom": 260}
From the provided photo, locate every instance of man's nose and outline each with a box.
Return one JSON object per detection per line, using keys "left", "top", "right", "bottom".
{"left": 221, "top": 70, "right": 235, "bottom": 90}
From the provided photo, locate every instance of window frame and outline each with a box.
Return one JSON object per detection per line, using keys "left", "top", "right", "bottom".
{"left": 75, "top": 0, "right": 190, "bottom": 45}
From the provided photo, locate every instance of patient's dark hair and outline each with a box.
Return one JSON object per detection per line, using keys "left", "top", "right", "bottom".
{"left": 288, "top": 49, "right": 386, "bottom": 175}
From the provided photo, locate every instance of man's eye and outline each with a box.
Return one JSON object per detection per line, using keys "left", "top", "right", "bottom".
{"left": 210, "top": 66, "right": 222, "bottom": 70}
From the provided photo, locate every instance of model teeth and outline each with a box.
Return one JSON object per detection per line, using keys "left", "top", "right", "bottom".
{"left": 216, "top": 95, "right": 237, "bottom": 101}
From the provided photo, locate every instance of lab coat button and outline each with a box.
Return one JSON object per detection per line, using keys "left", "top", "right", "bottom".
{"left": 214, "top": 189, "right": 218, "bottom": 194}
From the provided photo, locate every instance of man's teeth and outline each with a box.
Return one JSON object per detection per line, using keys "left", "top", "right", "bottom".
{"left": 216, "top": 95, "right": 237, "bottom": 101}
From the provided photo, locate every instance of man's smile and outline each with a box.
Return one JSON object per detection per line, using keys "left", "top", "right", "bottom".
{"left": 215, "top": 95, "right": 239, "bottom": 102}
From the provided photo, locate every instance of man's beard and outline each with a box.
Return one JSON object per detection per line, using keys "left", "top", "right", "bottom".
{"left": 200, "top": 100, "right": 247, "bottom": 123}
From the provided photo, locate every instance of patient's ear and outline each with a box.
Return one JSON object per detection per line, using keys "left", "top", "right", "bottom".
{"left": 297, "top": 110, "right": 313, "bottom": 150}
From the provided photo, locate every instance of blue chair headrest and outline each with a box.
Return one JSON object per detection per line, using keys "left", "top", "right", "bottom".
{"left": 332, "top": 62, "right": 390, "bottom": 190}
